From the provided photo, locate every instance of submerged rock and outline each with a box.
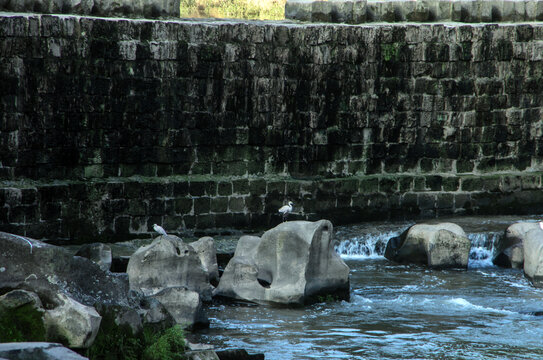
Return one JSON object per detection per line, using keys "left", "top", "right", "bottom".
{"left": 214, "top": 220, "right": 350, "bottom": 305}
{"left": 384, "top": 223, "right": 471, "bottom": 268}
{"left": 522, "top": 227, "right": 543, "bottom": 287}
{"left": 493, "top": 222, "right": 540, "bottom": 269}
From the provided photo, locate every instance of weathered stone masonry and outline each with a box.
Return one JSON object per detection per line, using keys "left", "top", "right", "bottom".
{"left": 1, "top": 13, "right": 543, "bottom": 242}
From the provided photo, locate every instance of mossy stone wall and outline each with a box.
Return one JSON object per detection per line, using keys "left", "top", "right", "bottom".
{"left": 1, "top": 14, "right": 543, "bottom": 242}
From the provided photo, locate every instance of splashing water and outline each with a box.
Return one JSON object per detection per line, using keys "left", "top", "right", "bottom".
{"left": 467, "top": 232, "right": 501, "bottom": 268}
{"left": 335, "top": 225, "right": 502, "bottom": 268}
{"left": 335, "top": 230, "right": 402, "bottom": 259}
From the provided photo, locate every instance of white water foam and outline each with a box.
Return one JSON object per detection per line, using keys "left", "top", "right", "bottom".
{"left": 336, "top": 230, "right": 401, "bottom": 259}
{"left": 468, "top": 232, "right": 501, "bottom": 268}
{"left": 446, "top": 297, "right": 515, "bottom": 315}
{"left": 336, "top": 228, "right": 501, "bottom": 267}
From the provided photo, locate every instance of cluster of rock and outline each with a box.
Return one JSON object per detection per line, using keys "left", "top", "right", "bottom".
{"left": 0, "top": 219, "right": 350, "bottom": 358}
{"left": 384, "top": 220, "right": 543, "bottom": 288}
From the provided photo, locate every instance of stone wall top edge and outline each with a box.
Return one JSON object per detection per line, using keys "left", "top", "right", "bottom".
{"left": 1, "top": 172, "right": 541, "bottom": 188}
{"left": 2, "top": 11, "right": 543, "bottom": 29}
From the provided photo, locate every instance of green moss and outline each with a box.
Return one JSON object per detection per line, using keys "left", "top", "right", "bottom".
{"left": 86, "top": 310, "right": 142, "bottom": 360}
{"left": 0, "top": 304, "right": 46, "bottom": 342}
{"left": 381, "top": 43, "right": 401, "bottom": 62}
{"left": 143, "top": 325, "right": 186, "bottom": 360}
{"left": 86, "top": 309, "right": 186, "bottom": 360}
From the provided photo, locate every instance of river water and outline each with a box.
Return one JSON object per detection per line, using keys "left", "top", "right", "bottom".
{"left": 192, "top": 215, "right": 543, "bottom": 360}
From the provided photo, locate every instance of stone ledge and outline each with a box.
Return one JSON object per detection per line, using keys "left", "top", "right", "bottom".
{"left": 285, "top": 0, "right": 543, "bottom": 23}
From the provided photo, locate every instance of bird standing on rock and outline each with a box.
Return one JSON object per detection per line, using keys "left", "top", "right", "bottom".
{"left": 278, "top": 201, "right": 294, "bottom": 222}
{"left": 153, "top": 224, "right": 168, "bottom": 237}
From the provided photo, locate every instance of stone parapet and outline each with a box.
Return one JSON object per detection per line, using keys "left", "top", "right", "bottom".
{"left": 286, "top": 0, "right": 543, "bottom": 23}
{"left": 0, "top": 0, "right": 180, "bottom": 18}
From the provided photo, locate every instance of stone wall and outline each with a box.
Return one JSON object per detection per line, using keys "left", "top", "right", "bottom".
{"left": 1, "top": 13, "right": 543, "bottom": 242}
{"left": 286, "top": 0, "right": 543, "bottom": 23}
{"left": 0, "top": 0, "right": 180, "bottom": 19}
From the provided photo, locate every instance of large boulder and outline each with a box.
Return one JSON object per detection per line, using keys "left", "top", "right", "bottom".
{"left": 43, "top": 293, "right": 102, "bottom": 349}
{"left": 214, "top": 220, "right": 350, "bottom": 305}
{"left": 150, "top": 286, "right": 209, "bottom": 330}
{"left": 522, "top": 227, "right": 543, "bottom": 287}
{"left": 493, "top": 222, "right": 540, "bottom": 268}
{"left": 0, "top": 232, "right": 132, "bottom": 308}
{"left": 0, "top": 342, "right": 88, "bottom": 360}
{"left": 384, "top": 223, "right": 471, "bottom": 268}
{"left": 126, "top": 235, "right": 212, "bottom": 301}
{"left": 189, "top": 237, "right": 220, "bottom": 286}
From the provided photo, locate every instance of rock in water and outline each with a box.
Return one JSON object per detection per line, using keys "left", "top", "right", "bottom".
{"left": 214, "top": 220, "right": 350, "bottom": 305}
{"left": 151, "top": 287, "right": 209, "bottom": 330}
{"left": 189, "top": 237, "right": 220, "bottom": 286}
{"left": 493, "top": 222, "right": 540, "bottom": 268}
{"left": 384, "top": 223, "right": 471, "bottom": 268}
{"left": 126, "top": 235, "right": 213, "bottom": 301}
{"left": 522, "top": 228, "right": 543, "bottom": 287}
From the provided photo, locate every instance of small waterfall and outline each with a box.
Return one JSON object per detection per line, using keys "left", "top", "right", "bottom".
{"left": 335, "top": 230, "right": 402, "bottom": 258}
{"left": 336, "top": 227, "right": 502, "bottom": 266}
{"left": 468, "top": 232, "right": 501, "bottom": 268}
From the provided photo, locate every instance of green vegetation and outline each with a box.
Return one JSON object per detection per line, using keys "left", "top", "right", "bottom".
{"left": 0, "top": 304, "right": 46, "bottom": 342}
{"left": 180, "top": 0, "right": 286, "bottom": 20}
{"left": 143, "top": 325, "right": 187, "bottom": 360}
{"left": 381, "top": 43, "right": 401, "bottom": 62}
{"left": 317, "top": 294, "right": 339, "bottom": 303}
{"left": 86, "top": 309, "right": 186, "bottom": 360}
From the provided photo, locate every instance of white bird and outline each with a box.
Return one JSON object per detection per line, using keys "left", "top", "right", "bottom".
{"left": 153, "top": 224, "right": 168, "bottom": 237}
{"left": 278, "top": 201, "right": 294, "bottom": 222}
{"left": 539, "top": 221, "right": 543, "bottom": 230}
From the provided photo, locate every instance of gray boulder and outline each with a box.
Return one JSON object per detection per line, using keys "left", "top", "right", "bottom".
{"left": 522, "top": 228, "right": 543, "bottom": 287}
{"left": 0, "top": 342, "right": 88, "bottom": 360}
{"left": 127, "top": 235, "right": 212, "bottom": 301}
{"left": 75, "top": 243, "right": 112, "bottom": 272}
{"left": 189, "top": 237, "right": 220, "bottom": 286}
{"left": 385, "top": 223, "right": 471, "bottom": 268}
{"left": 0, "top": 289, "right": 43, "bottom": 311}
{"left": 43, "top": 293, "right": 101, "bottom": 349}
{"left": 214, "top": 220, "right": 350, "bottom": 305}
{"left": 0, "top": 232, "right": 132, "bottom": 308}
{"left": 150, "top": 286, "right": 209, "bottom": 329}
{"left": 493, "top": 222, "right": 540, "bottom": 268}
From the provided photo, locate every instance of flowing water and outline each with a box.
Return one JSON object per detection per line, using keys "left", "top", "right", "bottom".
{"left": 192, "top": 215, "right": 543, "bottom": 360}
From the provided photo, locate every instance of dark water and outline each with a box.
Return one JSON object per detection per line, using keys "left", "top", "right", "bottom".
{"left": 192, "top": 215, "right": 543, "bottom": 360}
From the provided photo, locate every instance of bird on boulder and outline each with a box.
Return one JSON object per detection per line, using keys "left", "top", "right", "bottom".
{"left": 278, "top": 201, "right": 294, "bottom": 222}
{"left": 153, "top": 224, "right": 168, "bottom": 237}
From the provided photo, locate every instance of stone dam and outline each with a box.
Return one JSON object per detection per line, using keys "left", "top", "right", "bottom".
{"left": 1, "top": 10, "right": 543, "bottom": 243}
